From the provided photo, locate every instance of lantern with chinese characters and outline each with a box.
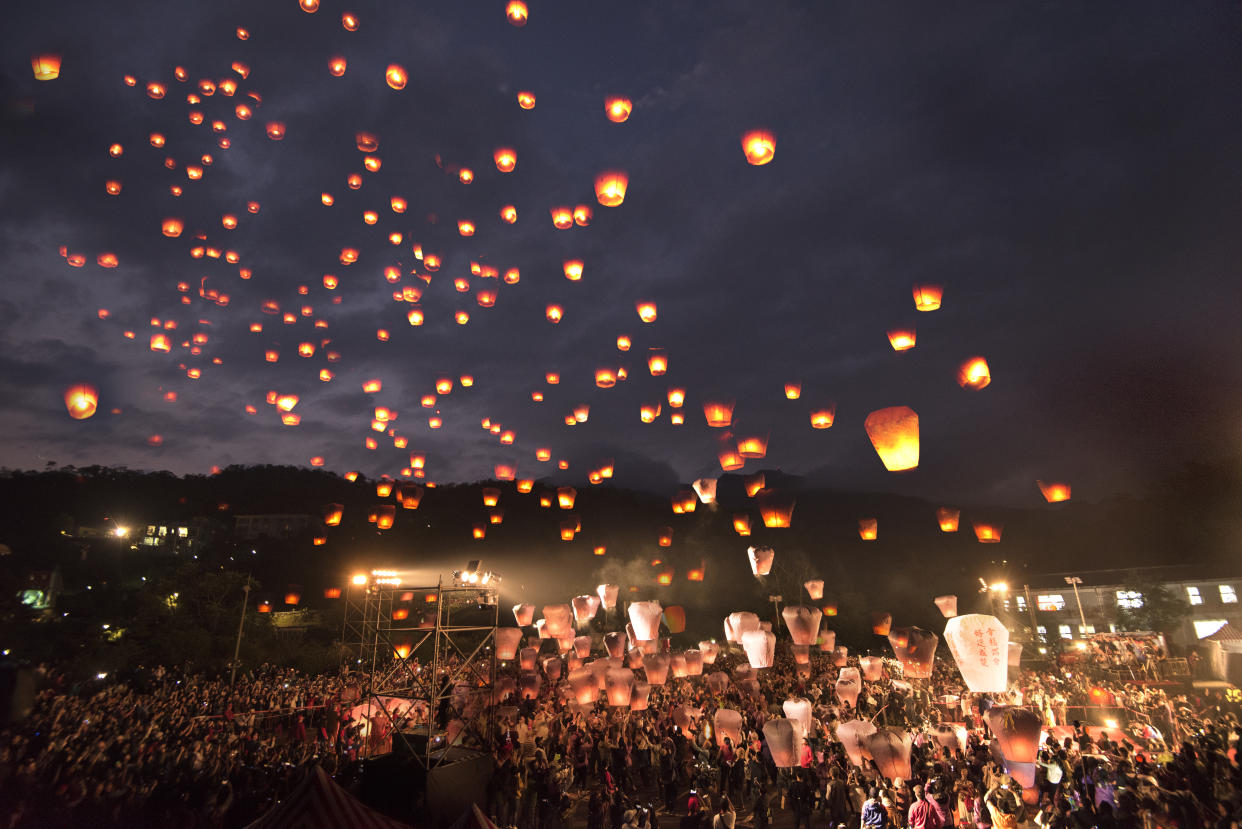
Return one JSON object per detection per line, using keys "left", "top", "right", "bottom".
{"left": 944, "top": 614, "right": 1009, "bottom": 693}
{"left": 865, "top": 406, "right": 919, "bottom": 471}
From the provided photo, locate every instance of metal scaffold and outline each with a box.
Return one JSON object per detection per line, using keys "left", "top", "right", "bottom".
{"left": 340, "top": 572, "right": 499, "bottom": 769}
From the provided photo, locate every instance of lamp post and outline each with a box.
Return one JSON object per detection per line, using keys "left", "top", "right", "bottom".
{"left": 1065, "top": 576, "right": 1087, "bottom": 631}
{"left": 228, "top": 575, "right": 251, "bottom": 687}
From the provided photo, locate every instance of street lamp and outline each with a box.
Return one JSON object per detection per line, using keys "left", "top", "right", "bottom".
{"left": 1064, "top": 576, "right": 1087, "bottom": 630}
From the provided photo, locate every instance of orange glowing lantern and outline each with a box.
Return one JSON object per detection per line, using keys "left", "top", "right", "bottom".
{"left": 858, "top": 518, "right": 878, "bottom": 540}
{"left": 375, "top": 505, "right": 396, "bottom": 530}
{"left": 647, "top": 349, "right": 668, "bottom": 376}
{"left": 1037, "top": 481, "right": 1071, "bottom": 502}
{"left": 458, "top": 168, "right": 473, "bottom": 184}
{"left": 266, "top": 122, "right": 286, "bottom": 140}
{"left": 500, "top": 205, "right": 518, "bottom": 223}
{"left": 563, "top": 260, "right": 584, "bottom": 281}
{"left": 506, "top": 0, "right": 528, "bottom": 26}
{"left": 328, "top": 56, "right": 347, "bottom": 76}
{"left": 737, "top": 434, "right": 769, "bottom": 459}
{"left": 341, "top": 11, "right": 358, "bottom": 30}
{"left": 105, "top": 180, "right": 122, "bottom": 195}
{"left": 550, "top": 206, "right": 573, "bottom": 228}
{"left": 494, "top": 147, "right": 516, "bottom": 172}
{"left": 617, "top": 335, "right": 632, "bottom": 351}
{"left": 957, "top": 357, "right": 991, "bottom": 390}
{"left": 667, "top": 388, "right": 685, "bottom": 408}
{"left": 758, "top": 490, "right": 795, "bottom": 528}
{"left": 31, "top": 54, "right": 62, "bottom": 81}
{"left": 936, "top": 507, "right": 960, "bottom": 532}
{"left": 323, "top": 504, "right": 344, "bottom": 526}
{"left": 636, "top": 301, "right": 657, "bottom": 323}
{"left": 864, "top": 406, "right": 919, "bottom": 472}
{"left": 595, "top": 171, "right": 628, "bottom": 207}
{"left": 887, "top": 329, "right": 916, "bottom": 351}
{"left": 703, "top": 400, "right": 735, "bottom": 428}
{"left": 517, "top": 90, "right": 536, "bottom": 109}
{"left": 545, "top": 305, "right": 563, "bottom": 323}
{"left": 742, "top": 130, "right": 777, "bottom": 165}
{"left": 595, "top": 368, "right": 617, "bottom": 388}
{"left": 639, "top": 402, "right": 661, "bottom": 423}
{"left": 258, "top": 602, "right": 272, "bottom": 613}
{"left": 972, "top": 522, "right": 1002, "bottom": 543}
{"left": 560, "top": 522, "right": 576, "bottom": 541}
{"left": 162, "top": 218, "right": 184, "bottom": 237}
{"left": 912, "top": 284, "right": 943, "bottom": 311}
{"left": 718, "top": 449, "right": 744, "bottom": 471}
{"left": 573, "top": 404, "right": 590, "bottom": 423}
{"left": 605, "top": 97, "right": 632, "bottom": 123}
{"left": 557, "top": 487, "right": 577, "bottom": 509}
{"left": 385, "top": 64, "right": 407, "bottom": 90}
{"left": 658, "top": 528, "right": 673, "bottom": 547}
{"left": 457, "top": 219, "right": 475, "bottom": 236}
{"left": 784, "top": 382, "right": 802, "bottom": 400}
{"left": 808, "top": 403, "right": 837, "bottom": 429}
{"left": 64, "top": 385, "right": 98, "bottom": 419}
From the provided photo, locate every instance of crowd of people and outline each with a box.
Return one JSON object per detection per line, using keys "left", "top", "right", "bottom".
{"left": 0, "top": 631, "right": 1239, "bottom": 829}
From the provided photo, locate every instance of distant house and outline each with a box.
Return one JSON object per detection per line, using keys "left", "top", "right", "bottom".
{"left": 141, "top": 517, "right": 219, "bottom": 554}
{"left": 1004, "top": 565, "right": 1242, "bottom": 649}
{"left": 233, "top": 514, "right": 312, "bottom": 540}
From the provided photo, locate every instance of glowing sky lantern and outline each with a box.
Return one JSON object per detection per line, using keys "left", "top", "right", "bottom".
{"left": 887, "top": 328, "right": 917, "bottom": 351}
{"left": 804, "top": 579, "right": 824, "bottom": 600}
{"left": 636, "top": 301, "right": 658, "bottom": 323}
{"left": 162, "top": 218, "right": 184, "bottom": 237}
{"left": 944, "top": 614, "right": 1009, "bottom": 692}
{"left": 1038, "top": 480, "right": 1072, "bottom": 502}
{"left": 702, "top": 400, "right": 734, "bottom": 427}
{"left": 64, "top": 385, "right": 98, "bottom": 419}
{"left": 747, "top": 546, "right": 774, "bottom": 576}
{"left": 888, "top": 626, "right": 938, "bottom": 678}
{"left": 763, "top": 719, "right": 802, "bottom": 768}
{"left": 692, "top": 478, "right": 717, "bottom": 504}
{"left": 958, "top": 356, "right": 992, "bottom": 389}
{"left": 667, "top": 387, "right": 686, "bottom": 408}
{"left": 985, "top": 705, "right": 1043, "bottom": 788}
{"left": 646, "top": 348, "right": 667, "bottom": 375}
{"left": 458, "top": 168, "right": 473, "bottom": 184}
{"left": 601, "top": 97, "right": 634, "bottom": 124}
{"left": 265, "top": 122, "right": 286, "bottom": 140}
{"left": 737, "top": 433, "right": 769, "bottom": 459}
{"left": 733, "top": 514, "right": 752, "bottom": 536}
{"left": 663, "top": 606, "right": 686, "bottom": 634}
{"left": 810, "top": 403, "right": 837, "bottom": 429}
{"left": 836, "top": 719, "right": 876, "bottom": 766}
{"left": 936, "top": 507, "right": 960, "bottom": 532}
{"left": 31, "top": 54, "right": 62, "bottom": 81}
{"left": 741, "top": 629, "right": 775, "bottom": 669}
{"left": 784, "top": 382, "right": 802, "bottom": 400}
{"left": 628, "top": 600, "right": 663, "bottom": 641}
{"left": 742, "top": 130, "right": 777, "bottom": 165}
{"left": 872, "top": 612, "right": 892, "bottom": 636}
{"left": 973, "top": 521, "right": 1003, "bottom": 543}
{"left": 512, "top": 603, "right": 535, "bottom": 626}
{"left": 545, "top": 304, "right": 563, "bottom": 323}
{"left": 617, "top": 335, "right": 632, "bottom": 351}
{"left": 505, "top": 0, "right": 528, "bottom": 26}
{"left": 495, "top": 628, "right": 523, "bottom": 661}
{"left": 571, "top": 595, "right": 600, "bottom": 625}
{"left": 597, "top": 583, "right": 619, "bottom": 610}
{"left": 385, "top": 64, "right": 407, "bottom": 90}
{"left": 595, "top": 368, "right": 617, "bottom": 388}
{"left": 757, "top": 490, "right": 795, "bottom": 527}
{"left": 595, "top": 171, "right": 628, "bottom": 206}
{"left": 867, "top": 729, "right": 913, "bottom": 782}
{"left": 913, "top": 284, "right": 944, "bottom": 311}
{"left": 934, "top": 595, "right": 958, "bottom": 618}
{"left": 517, "top": 90, "right": 536, "bottom": 109}
{"left": 605, "top": 667, "right": 635, "bottom": 706}
{"left": 859, "top": 656, "right": 884, "bottom": 682}
{"left": 782, "top": 605, "right": 821, "bottom": 645}
{"left": 563, "top": 259, "right": 584, "bottom": 281}
{"left": 858, "top": 518, "right": 878, "bottom": 540}
{"left": 642, "top": 653, "right": 670, "bottom": 685}
{"left": 865, "top": 406, "right": 920, "bottom": 471}
{"left": 493, "top": 147, "right": 516, "bottom": 172}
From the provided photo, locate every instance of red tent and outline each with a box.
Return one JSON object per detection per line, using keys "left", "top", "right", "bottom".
{"left": 245, "top": 766, "right": 411, "bottom": 829}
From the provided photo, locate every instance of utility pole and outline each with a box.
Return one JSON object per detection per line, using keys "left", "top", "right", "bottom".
{"left": 1023, "top": 584, "right": 1041, "bottom": 646}
{"left": 769, "top": 595, "right": 783, "bottom": 626}
{"left": 229, "top": 575, "right": 252, "bottom": 687}
{"left": 1065, "top": 576, "right": 1087, "bottom": 631}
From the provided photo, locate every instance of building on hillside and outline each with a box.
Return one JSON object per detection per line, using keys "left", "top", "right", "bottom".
{"left": 141, "top": 517, "right": 220, "bottom": 554}
{"left": 233, "top": 514, "right": 312, "bottom": 540}
{"left": 1001, "top": 565, "right": 1242, "bottom": 650}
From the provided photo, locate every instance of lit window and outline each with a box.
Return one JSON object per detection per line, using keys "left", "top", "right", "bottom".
{"left": 1015, "top": 596, "right": 1027, "bottom": 611}
{"left": 1037, "top": 594, "right": 1065, "bottom": 611}
{"left": 1036, "top": 626, "right": 1047, "bottom": 636}
{"left": 1058, "top": 624, "right": 1073, "bottom": 639}
{"left": 1116, "top": 590, "right": 1143, "bottom": 609}
{"left": 178, "top": 527, "right": 188, "bottom": 538}
{"left": 1187, "top": 587, "right": 1203, "bottom": 606}
{"left": 1079, "top": 624, "right": 1095, "bottom": 635}
{"left": 1195, "top": 619, "right": 1229, "bottom": 639}
{"left": 1221, "top": 585, "right": 1238, "bottom": 604}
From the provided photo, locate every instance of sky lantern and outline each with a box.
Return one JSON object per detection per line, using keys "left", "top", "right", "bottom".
{"left": 549, "top": 207, "right": 574, "bottom": 228}
{"left": 493, "top": 147, "right": 516, "bottom": 172}
{"left": 957, "top": 357, "right": 992, "bottom": 389}
{"left": 888, "top": 626, "right": 938, "bottom": 678}
{"left": 1032, "top": 479, "right": 1075, "bottom": 505}
{"left": 860, "top": 656, "right": 884, "bottom": 682}
{"left": 636, "top": 301, "right": 658, "bottom": 323}
{"left": 657, "top": 527, "right": 673, "bottom": 546}
{"left": 858, "top": 518, "right": 878, "bottom": 540}
{"left": 457, "top": 220, "right": 475, "bottom": 236}
{"left": 512, "top": 603, "right": 535, "bottom": 627}
{"left": 663, "top": 606, "right": 687, "bottom": 634}
{"left": 782, "top": 605, "right": 821, "bottom": 645}
{"left": 747, "top": 546, "right": 775, "bottom": 576}
{"left": 934, "top": 595, "right": 958, "bottom": 618}
{"left": 328, "top": 56, "right": 348, "bottom": 78}
{"left": 749, "top": 491, "right": 793, "bottom": 529}
{"left": 595, "top": 368, "right": 617, "bottom": 388}
{"left": 375, "top": 505, "right": 395, "bottom": 530}
{"left": 985, "top": 706, "right": 1043, "bottom": 789}
{"left": 517, "top": 90, "right": 536, "bottom": 109}
{"left": 865, "top": 406, "right": 920, "bottom": 471}
{"left": 616, "top": 335, "right": 632, "bottom": 352}
{"left": 595, "top": 171, "right": 628, "bottom": 207}
{"left": 385, "top": 64, "right": 407, "bottom": 90}
{"left": 737, "top": 433, "right": 769, "bottom": 458}
{"left": 31, "top": 54, "right": 62, "bottom": 81}
{"left": 481, "top": 487, "right": 500, "bottom": 507}
{"left": 341, "top": 11, "right": 359, "bottom": 29}
{"left": 162, "top": 218, "right": 184, "bottom": 237}
{"left": 742, "top": 130, "right": 777, "bottom": 165}
{"left": 500, "top": 205, "right": 518, "bottom": 223}
{"left": 805, "top": 580, "right": 824, "bottom": 600}
{"left": 936, "top": 507, "right": 960, "bottom": 532}
{"left": 647, "top": 348, "right": 668, "bottom": 375}
{"left": 872, "top": 612, "right": 892, "bottom": 636}
{"left": 265, "top": 122, "right": 286, "bottom": 140}
{"left": 973, "top": 521, "right": 1003, "bottom": 543}
{"left": 718, "top": 449, "right": 744, "bottom": 471}
{"left": 563, "top": 259, "right": 584, "bottom": 281}
{"left": 495, "top": 628, "right": 523, "bottom": 661}
{"left": 912, "top": 284, "right": 943, "bottom": 311}
{"left": 105, "top": 180, "right": 122, "bottom": 195}
{"left": 572, "top": 403, "right": 589, "bottom": 422}
{"left": 667, "top": 387, "right": 685, "bottom": 407}
{"left": 945, "top": 614, "right": 1008, "bottom": 692}
{"left": 810, "top": 406, "right": 836, "bottom": 429}
{"left": 322, "top": 503, "right": 344, "bottom": 526}
{"left": 742, "top": 629, "right": 775, "bottom": 669}
{"left": 886, "top": 328, "right": 917, "bottom": 351}
{"left": 784, "top": 382, "right": 802, "bottom": 400}
{"left": 108, "top": 143, "right": 123, "bottom": 158}
{"left": 557, "top": 487, "right": 577, "bottom": 509}
{"left": 64, "top": 385, "right": 98, "bottom": 420}
{"left": 702, "top": 400, "right": 734, "bottom": 427}
{"left": 458, "top": 168, "right": 474, "bottom": 184}
{"left": 733, "top": 515, "right": 751, "bottom": 536}
{"left": 741, "top": 472, "right": 765, "bottom": 498}
{"left": 866, "top": 729, "right": 914, "bottom": 782}
{"left": 545, "top": 304, "right": 563, "bottom": 323}
{"left": 150, "top": 333, "right": 171, "bottom": 352}
{"left": 606, "top": 667, "right": 635, "bottom": 706}
{"left": 693, "top": 478, "right": 717, "bottom": 504}
{"left": 506, "top": 0, "right": 528, "bottom": 25}
{"left": 604, "top": 96, "right": 633, "bottom": 122}
{"left": 628, "top": 601, "right": 663, "bottom": 642}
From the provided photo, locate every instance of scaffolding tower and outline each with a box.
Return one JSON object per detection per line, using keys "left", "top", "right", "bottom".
{"left": 340, "top": 574, "right": 499, "bottom": 769}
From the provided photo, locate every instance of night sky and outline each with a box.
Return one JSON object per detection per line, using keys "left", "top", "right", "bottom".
{"left": 3, "top": 0, "right": 1241, "bottom": 508}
